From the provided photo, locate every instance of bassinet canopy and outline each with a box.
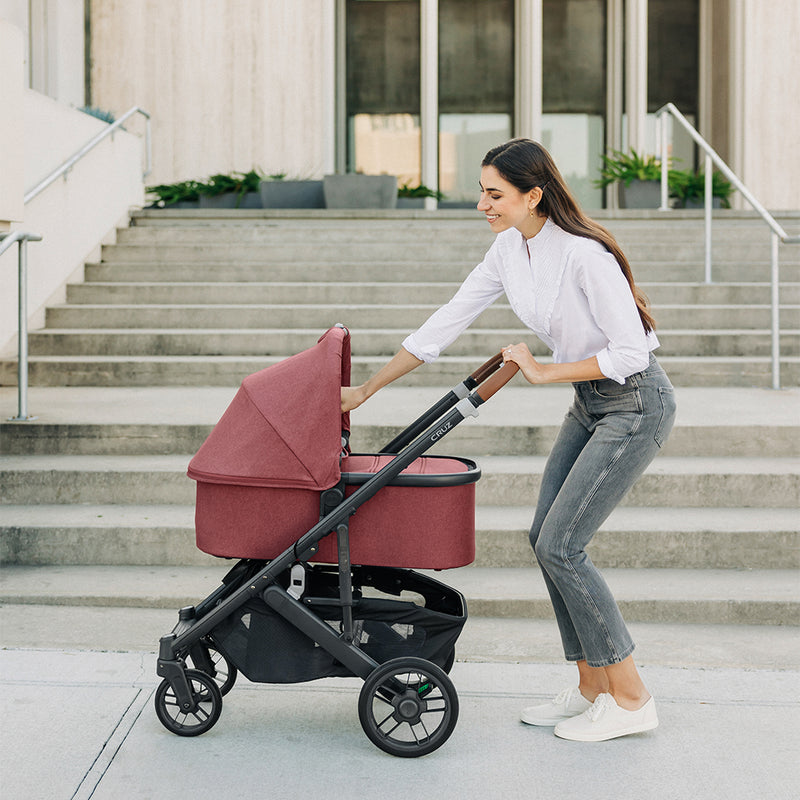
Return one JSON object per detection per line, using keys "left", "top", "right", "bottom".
{"left": 188, "top": 326, "right": 351, "bottom": 491}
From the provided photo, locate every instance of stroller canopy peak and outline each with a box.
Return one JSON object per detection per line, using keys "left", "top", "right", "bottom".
{"left": 188, "top": 327, "right": 351, "bottom": 491}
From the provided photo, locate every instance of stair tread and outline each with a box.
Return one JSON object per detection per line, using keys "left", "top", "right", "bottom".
{"left": 2, "top": 453, "right": 797, "bottom": 473}
{"left": 0, "top": 564, "right": 796, "bottom": 605}
{"left": 1, "top": 503, "right": 797, "bottom": 533}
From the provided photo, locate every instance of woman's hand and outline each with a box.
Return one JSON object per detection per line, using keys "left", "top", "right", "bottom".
{"left": 503, "top": 344, "right": 605, "bottom": 384}
{"left": 341, "top": 384, "right": 368, "bottom": 412}
{"left": 502, "top": 342, "right": 549, "bottom": 384}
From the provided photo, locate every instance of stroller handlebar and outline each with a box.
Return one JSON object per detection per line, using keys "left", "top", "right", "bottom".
{"left": 470, "top": 352, "right": 520, "bottom": 404}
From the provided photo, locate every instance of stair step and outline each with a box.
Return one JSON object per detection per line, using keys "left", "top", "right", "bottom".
{"left": 63, "top": 280, "right": 800, "bottom": 306}
{"left": 25, "top": 327, "right": 800, "bottom": 358}
{"left": 0, "top": 505, "right": 795, "bottom": 570}
{"left": 3, "top": 386, "right": 798, "bottom": 458}
{"left": 0, "top": 564, "right": 795, "bottom": 626}
{"left": 1, "top": 454, "right": 796, "bottom": 508}
{"left": 3, "top": 354, "right": 799, "bottom": 387}
{"left": 43, "top": 303, "right": 800, "bottom": 330}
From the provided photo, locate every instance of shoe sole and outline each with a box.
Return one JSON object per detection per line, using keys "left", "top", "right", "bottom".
{"left": 553, "top": 718, "right": 659, "bottom": 742}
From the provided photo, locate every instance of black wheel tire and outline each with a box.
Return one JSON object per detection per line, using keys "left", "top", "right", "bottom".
{"left": 154, "top": 669, "right": 222, "bottom": 737}
{"left": 189, "top": 641, "right": 238, "bottom": 696}
{"left": 358, "top": 657, "right": 458, "bottom": 758}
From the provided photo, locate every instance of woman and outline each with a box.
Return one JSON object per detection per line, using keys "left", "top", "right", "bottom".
{"left": 341, "top": 139, "right": 676, "bottom": 742}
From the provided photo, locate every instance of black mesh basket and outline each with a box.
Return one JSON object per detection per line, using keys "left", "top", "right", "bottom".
{"left": 209, "top": 566, "right": 467, "bottom": 684}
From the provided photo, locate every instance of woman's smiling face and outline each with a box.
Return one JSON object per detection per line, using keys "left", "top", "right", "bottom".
{"left": 477, "top": 165, "right": 543, "bottom": 237}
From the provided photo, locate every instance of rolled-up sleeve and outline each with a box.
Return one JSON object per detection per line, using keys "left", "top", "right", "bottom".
{"left": 579, "top": 252, "right": 654, "bottom": 383}
{"left": 402, "top": 246, "right": 505, "bottom": 362}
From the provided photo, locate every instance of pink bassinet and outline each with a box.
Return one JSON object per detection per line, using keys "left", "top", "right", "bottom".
{"left": 188, "top": 327, "right": 478, "bottom": 569}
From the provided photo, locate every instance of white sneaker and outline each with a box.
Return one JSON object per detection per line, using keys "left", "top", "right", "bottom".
{"left": 554, "top": 693, "right": 659, "bottom": 742}
{"left": 520, "top": 687, "right": 593, "bottom": 726}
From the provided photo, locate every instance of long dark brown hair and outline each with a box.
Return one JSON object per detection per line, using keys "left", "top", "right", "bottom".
{"left": 482, "top": 138, "right": 655, "bottom": 333}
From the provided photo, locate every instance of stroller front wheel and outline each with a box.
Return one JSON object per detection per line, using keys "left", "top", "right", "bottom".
{"left": 154, "top": 669, "right": 222, "bottom": 737}
{"left": 358, "top": 657, "right": 458, "bottom": 758}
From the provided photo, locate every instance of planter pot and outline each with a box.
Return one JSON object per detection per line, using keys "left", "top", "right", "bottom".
{"left": 260, "top": 180, "right": 325, "bottom": 209}
{"left": 681, "top": 197, "right": 723, "bottom": 209}
{"left": 397, "top": 197, "right": 426, "bottom": 209}
{"left": 618, "top": 180, "right": 661, "bottom": 209}
{"left": 199, "top": 191, "right": 262, "bottom": 209}
{"left": 323, "top": 174, "right": 398, "bottom": 209}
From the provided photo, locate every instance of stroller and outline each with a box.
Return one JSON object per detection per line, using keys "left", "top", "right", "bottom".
{"left": 155, "top": 325, "right": 518, "bottom": 757}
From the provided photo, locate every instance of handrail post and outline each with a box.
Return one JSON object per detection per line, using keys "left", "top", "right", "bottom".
{"left": 704, "top": 152, "right": 713, "bottom": 283}
{"left": 659, "top": 111, "right": 670, "bottom": 211}
{"left": 771, "top": 231, "right": 781, "bottom": 390}
{"left": 2, "top": 232, "right": 42, "bottom": 421}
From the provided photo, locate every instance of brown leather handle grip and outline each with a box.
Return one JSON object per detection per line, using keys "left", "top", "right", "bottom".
{"left": 469, "top": 352, "right": 505, "bottom": 385}
{"left": 473, "top": 353, "right": 519, "bottom": 403}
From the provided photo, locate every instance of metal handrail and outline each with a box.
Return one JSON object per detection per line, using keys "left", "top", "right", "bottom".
{"left": 655, "top": 102, "right": 800, "bottom": 390}
{"left": 1, "top": 231, "right": 43, "bottom": 420}
{"left": 24, "top": 106, "right": 151, "bottom": 204}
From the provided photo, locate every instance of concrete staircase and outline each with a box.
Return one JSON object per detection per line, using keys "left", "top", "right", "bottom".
{"left": 1, "top": 209, "right": 798, "bottom": 656}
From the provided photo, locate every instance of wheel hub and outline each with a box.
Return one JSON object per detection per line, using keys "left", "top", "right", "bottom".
{"left": 395, "top": 691, "right": 423, "bottom": 723}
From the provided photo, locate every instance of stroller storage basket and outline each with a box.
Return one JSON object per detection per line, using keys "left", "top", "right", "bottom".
{"left": 210, "top": 565, "right": 467, "bottom": 683}
{"left": 194, "top": 454, "right": 479, "bottom": 569}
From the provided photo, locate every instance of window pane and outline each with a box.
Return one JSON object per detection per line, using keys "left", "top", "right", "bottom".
{"left": 438, "top": 0, "right": 514, "bottom": 114}
{"left": 346, "top": 0, "right": 420, "bottom": 115}
{"left": 346, "top": 1, "right": 421, "bottom": 177}
{"left": 439, "top": 113, "right": 512, "bottom": 205}
{"left": 543, "top": 0, "right": 606, "bottom": 114}
{"left": 349, "top": 113, "right": 421, "bottom": 185}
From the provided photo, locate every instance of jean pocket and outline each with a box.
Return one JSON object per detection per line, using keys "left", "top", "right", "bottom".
{"left": 655, "top": 386, "right": 676, "bottom": 447}
{"left": 590, "top": 379, "right": 641, "bottom": 412}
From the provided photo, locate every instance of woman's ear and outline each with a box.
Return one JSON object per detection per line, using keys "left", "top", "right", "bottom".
{"left": 528, "top": 186, "right": 544, "bottom": 214}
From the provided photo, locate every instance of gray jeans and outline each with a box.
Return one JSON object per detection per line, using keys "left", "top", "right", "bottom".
{"left": 529, "top": 354, "right": 676, "bottom": 667}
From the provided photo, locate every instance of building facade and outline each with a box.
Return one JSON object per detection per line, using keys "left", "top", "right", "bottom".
{"left": 3, "top": 0, "right": 799, "bottom": 211}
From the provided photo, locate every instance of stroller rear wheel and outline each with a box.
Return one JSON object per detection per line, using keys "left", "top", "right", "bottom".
{"left": 358, "top": 657, "right": 458, "bottom": 757}
{"left": 154, "top": 669, "right": 222, "bottom": 737}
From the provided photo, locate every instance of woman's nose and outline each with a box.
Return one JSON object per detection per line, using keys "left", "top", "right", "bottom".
{"left": 477, "top": 194, "right": 489, "bottom": 211}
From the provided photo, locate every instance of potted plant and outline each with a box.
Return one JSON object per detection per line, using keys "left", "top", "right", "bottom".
{"left": 397, "top": 183, "right": 444, "bottom": 209}
{"left": 260, "top": 173, "right": 326, "bottom": 209}
{"left": 595, "top": 149, "right": 663, "bottom": 208}
{"left": 668, "top": 168, "right": 733, "bottom": 209}
{"left": 145, "top": 180, "right": 201, "bottom": 209}
{"left": 323, "top": 173, "right": 398, "bottom": 209}
{"left": 197, "top": 170, "right": 264, "bottom": 209}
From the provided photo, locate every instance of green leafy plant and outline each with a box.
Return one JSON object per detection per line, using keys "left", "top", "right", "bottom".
{"left": 197, "top": 169, "right": 266, "bottom": 206}
{"left": 145, "top": 180, "right": 200, "bottom": 207}
{"left": 594, "top": 149, "right": 662, "bottom": 188}
{"left": 398, "top": 182, "right": 444, "bottom": 201}
{"left": 80, "top": 106, "right": 116, "bottom": 124}
{"left": 668, "top": 168, "right": 733, "bottom": 208}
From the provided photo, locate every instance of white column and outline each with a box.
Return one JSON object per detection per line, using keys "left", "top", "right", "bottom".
{"left": 420, "top": 0, "right": 439, "bottom": 208}
{"left": 0, "top": 19, "right": 25, "bottom": 226}
{"left": 624, "top": 0, "right": 648, "bottom": 152}
{"left": 515, "top": 0, "right": 542, "bottom": 141}
{"left": 334, "top": 0, "right": 347, "bottom": 174}
{"left": 321, "top": 0, "right": 337, "bottom": 175}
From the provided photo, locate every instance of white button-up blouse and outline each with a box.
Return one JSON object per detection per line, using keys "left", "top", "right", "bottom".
{"left": 402, "top": 217, "right": 659, "bottom": 384}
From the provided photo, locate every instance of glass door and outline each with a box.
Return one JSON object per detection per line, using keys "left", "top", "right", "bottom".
{"left": 437, "top": 0, "right": 515, "bottom": 206}
{"left": 345, "top": 0, "right": 422, "bottom": 186}
{"left": 542, "top": 0, "right": 607, "bottom": 208}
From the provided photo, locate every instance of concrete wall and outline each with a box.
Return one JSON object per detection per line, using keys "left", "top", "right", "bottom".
{"left": 89, "top": 0, "right": 335, "bottom": 187}
{"left": 736, "top": 0, "right": 800, "bottom": 210}
{"left": 0, "top": 91, "right": 144, "bottom": 353}
{"left": 0, "top": 18, "right": 25, "bottom": 227}
{"left": 0, "top": 0, "right": 86, "bottom": 107}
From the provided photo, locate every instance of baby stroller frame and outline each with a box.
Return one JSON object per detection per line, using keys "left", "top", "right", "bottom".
{"left": 155, "top": 329, "right": 518, "bottom": 757}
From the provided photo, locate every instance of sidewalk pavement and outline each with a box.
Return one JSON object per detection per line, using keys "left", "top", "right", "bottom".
{"left": 1, "top": 641, "right": 797, "bottom": 800}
